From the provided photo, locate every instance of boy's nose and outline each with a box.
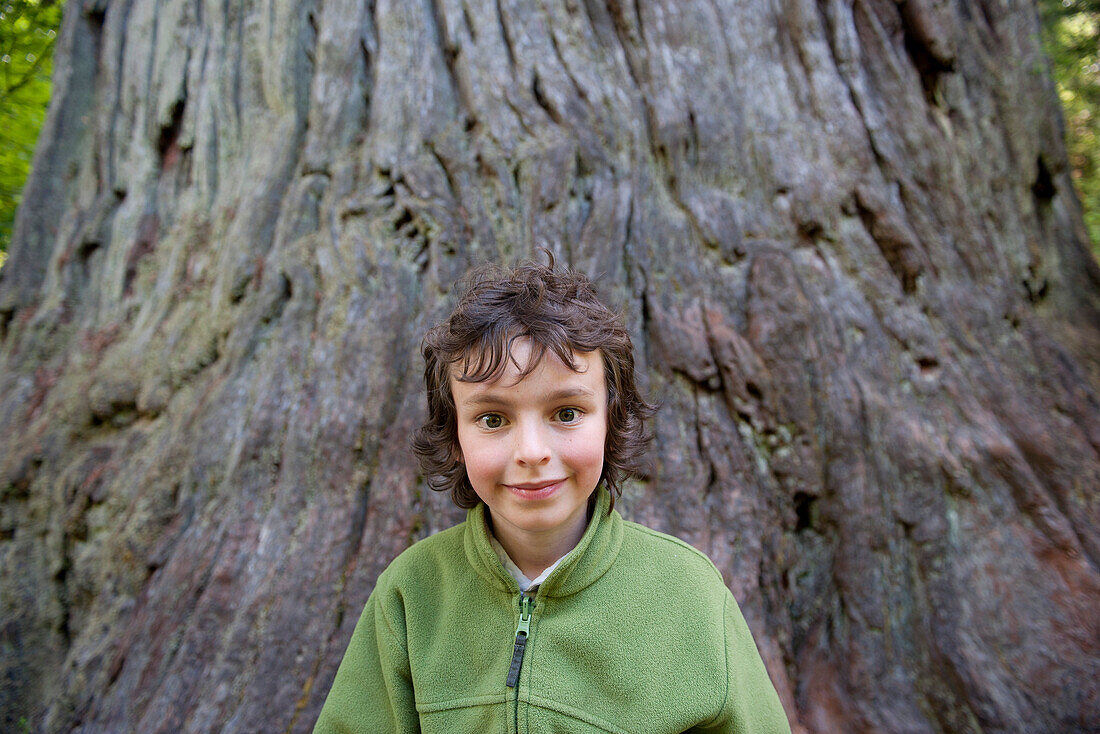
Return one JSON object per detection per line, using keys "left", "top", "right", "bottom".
{"left": 514, "top": 422, "right": 551, "bottom": 466}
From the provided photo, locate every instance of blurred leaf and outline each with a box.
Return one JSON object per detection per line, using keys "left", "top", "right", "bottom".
{"left": 0, "top": 0, "right": 64, "bottom": 259}
{"left": 1039, "top": 0, "right": 1100, "bottom": 256}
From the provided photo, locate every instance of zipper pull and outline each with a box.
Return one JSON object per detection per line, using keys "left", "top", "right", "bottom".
{"left": 505, "top": 596, "right": 534, "bottom": 688}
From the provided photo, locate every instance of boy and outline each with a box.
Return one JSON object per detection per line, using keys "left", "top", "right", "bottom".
{"left": 315, "top": 256, "right": 790, "bottom": 733}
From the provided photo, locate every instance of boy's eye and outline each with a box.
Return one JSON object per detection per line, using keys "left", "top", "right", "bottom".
{"left": 476, "top": 414, "right": 504, "bottom": 429}
{"left": 556, "top": 408, "right": 580, "bottom": 423}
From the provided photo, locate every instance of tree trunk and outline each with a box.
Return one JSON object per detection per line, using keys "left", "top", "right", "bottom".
{"left": 2, "top": 0, "right": 1098, "bottom": 731}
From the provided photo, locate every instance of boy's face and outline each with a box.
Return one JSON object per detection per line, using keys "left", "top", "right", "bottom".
{"left": 451, "top": 338, "right": 608, "bottom": 557}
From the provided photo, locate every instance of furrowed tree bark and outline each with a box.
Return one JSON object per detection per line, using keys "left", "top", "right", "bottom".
{"left": 2, "top": 0, "right": 1098, "bottom": 731}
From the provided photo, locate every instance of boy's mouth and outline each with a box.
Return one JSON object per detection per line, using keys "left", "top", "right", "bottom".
{"left": 505, "top": 479, "right": 565, "bottom": 498}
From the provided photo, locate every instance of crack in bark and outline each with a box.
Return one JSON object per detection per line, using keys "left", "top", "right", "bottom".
{"left": 427, "top": 0, "right": 475, "bottom": 128}
{"left": 606, "top": 2, "right": 725, "bottom": 260}
{"left": 530, "top": 71, "right": 563, "bottom": 126}
{"left": 230, "top": 0, "right": 245, "bottom": 145}
{"left": 544, "top": 9, "right": 589, "bottom": 108}
{"left": 360, "top": 4, "right": 379, "bottom": 134}
{"left": 854, "top": 190, "right": 923, "bottom": 295}
{"left": 102, "top": 0, "right": 138, "bottom": 196}
{"left": 494, "top": 0, "right": 517, "bottom": 74}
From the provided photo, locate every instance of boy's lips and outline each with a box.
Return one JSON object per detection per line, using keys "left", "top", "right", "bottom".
{"left": 505, "top": 479, "right": 565, "bottom": 498}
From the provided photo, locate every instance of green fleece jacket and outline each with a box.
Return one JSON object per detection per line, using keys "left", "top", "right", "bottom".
{"left": 314, "top": 490, "right": 790, "bottom": 733}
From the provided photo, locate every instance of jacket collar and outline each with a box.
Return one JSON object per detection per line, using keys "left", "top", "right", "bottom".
{"left": 463, "top": 488, "right": 624, "bottom": 598}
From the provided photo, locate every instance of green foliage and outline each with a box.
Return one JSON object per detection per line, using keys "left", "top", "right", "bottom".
{"left": 1039, "top": 0, "right": 1100, "bottom": 255}
{"left": 0, "top": 0, "right": 63, "bottom": 259}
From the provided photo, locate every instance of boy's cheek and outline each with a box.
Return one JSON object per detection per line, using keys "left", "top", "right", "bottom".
{"left": 569, "top": 436, "right": 606, "bottom": 481}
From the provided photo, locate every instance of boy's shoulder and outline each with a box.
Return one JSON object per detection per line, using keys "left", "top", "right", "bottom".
{"left": 376, "top": 521, "right": 468, "bottom": 586}
{"left": 618, "top": 519, "right": 726, "bottom": 587}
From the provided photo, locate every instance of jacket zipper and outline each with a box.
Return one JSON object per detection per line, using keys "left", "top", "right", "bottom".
{"left": 506, "top": 594, "right": 534, "bottom": 731}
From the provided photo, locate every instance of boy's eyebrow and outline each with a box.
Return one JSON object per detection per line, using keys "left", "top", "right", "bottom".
{"left": 545, "top": 387, "right": 597, "bottom": 401}
{"left": 458, "top": 386, "right": 597, "bottom": 408}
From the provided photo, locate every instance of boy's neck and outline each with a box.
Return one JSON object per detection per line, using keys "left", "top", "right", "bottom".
{"left": 503, "top": 535, "right": 577, "bottom": 581}
{"left": 487, "top": 505, "right": 592, "bottom": 581}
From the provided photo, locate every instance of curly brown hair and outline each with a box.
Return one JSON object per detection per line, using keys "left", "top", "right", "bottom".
{"left": 411, "top": 254, "right": 654, "bottom": 510}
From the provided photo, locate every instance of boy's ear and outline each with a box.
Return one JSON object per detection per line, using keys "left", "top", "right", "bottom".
{"left": 451, "top": 444, "right": 464, "bottom": 464}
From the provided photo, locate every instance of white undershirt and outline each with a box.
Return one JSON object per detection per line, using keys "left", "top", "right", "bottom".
{"left": 489, "top": 534, "right": 567, "bottom": 593}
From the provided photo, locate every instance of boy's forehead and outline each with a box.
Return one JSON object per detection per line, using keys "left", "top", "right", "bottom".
{"left": 450, "top": 340, "right": 601, "bottom": 387}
